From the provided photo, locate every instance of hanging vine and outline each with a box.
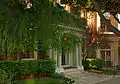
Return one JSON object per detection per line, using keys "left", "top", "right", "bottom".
{"left": 0, "top": 0, "right": 86, "bottom": 57}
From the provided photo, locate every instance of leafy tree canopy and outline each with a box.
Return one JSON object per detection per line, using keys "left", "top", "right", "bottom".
{"left": 0, "top": 0, "right": 86, "bottom": 56}
{"left": 60, "top": 0, "right": 120, "bottom": 36}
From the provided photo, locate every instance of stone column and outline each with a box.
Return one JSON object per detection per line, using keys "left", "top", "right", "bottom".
{"left": 52, "top": 48, "right": 57, "bottom": 66}
{"left": 34, "top": 41, "right": 38, "bottom": 59}
{"left": 69, "top": 50, "right": 73, "bottom": 66}
{"left": 55, "top": 48, "right": 64, "bottom": 73}
{"left": 48, "top": 49, "right": 53, "bottom": 58}
{"left": 34, "top": 51, "right": 38, "bottom": 60}
{"left": 76, "top": 44, "right": 79, "bottom": 68}
{"left": 96, "top": 48, "right": 101, "bottom": 58}
{"left": 77, "top": 43, "right": 84, "bottom": 70}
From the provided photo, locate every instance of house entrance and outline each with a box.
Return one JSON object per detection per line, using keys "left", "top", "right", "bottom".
{"left": 61, "top": 48, "right": 70, "bottom": 67}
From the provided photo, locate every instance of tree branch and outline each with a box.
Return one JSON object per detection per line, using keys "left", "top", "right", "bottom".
{"left": 91, "top": 0, "right": 120, "bottom": 37}
{"left": 112, "top": 13, "right": 120, "bottom": 24}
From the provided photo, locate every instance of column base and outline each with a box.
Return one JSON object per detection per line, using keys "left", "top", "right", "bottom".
{"left": 77, "top": 65, "right": 84, "bottom": 70}
{"left": 55, "top": 67, "right": 64, "bottom": 73}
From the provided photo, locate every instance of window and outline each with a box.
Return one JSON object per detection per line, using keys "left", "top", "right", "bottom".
{"left": 100, "top": 43, "right": 112, "bottom": 66}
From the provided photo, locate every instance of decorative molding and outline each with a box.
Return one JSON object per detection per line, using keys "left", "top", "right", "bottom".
{"left": 57, "top": 24, "right": 84, "bottom": 32}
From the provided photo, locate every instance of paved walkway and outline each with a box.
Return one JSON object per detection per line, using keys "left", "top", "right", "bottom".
{"left": 64, "top": 69, "right": 120, "bottom": 84}
{"left": 95, "top": 77, "right": 120, "bottom": 84}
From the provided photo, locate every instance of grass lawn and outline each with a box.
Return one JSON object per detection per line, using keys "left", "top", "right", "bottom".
{"left": 12, "top": 78, "right": 64, "bottom": 84}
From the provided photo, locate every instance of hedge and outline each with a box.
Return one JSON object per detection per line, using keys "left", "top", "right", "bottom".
{"left": 0, "top": 59, "right": 56, "bottom": 80}
{"left": 0, "top": 69, "right": 10, "bottom": 84}
{"left": 82, "top": 58, "right": 105, "bottom": 70}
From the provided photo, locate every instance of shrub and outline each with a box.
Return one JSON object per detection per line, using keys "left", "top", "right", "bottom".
{"left": 82, "top": 60, "right": 90, "bottom": 70}
{"left": 103, "top": 70, "right": 117, "bottom": 75}
{"left": 19, "top": 59, "right": 56, "bottom": 76}
{"left": 0, "top": 59, "right": 56, "bottom": 80}
{"left": 37, "top": 59, "right": 56, "bottom": 75}
{"left": 19, "top": 60, "right": 32, "bottom": 75}
{"left": 0, "top": 69, "right": 10, "bottom": 84}
{"left": 89, "top": 58, "right": 104, "bottom": 69}
{"left": 82, "top": 58, "right": 105, "bottom": 70}
{"left": 0, "top": 68, "right": 16, "bottom": 83}
{"left": 51, "top": 73, "right": 75, "bottom": 84}
{"left": 63, "top": 77, "right": 75, "bottom": 84}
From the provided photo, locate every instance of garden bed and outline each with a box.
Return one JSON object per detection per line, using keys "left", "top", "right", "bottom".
{"left": 88, "top": 68, "right": 118, "bottom": 75}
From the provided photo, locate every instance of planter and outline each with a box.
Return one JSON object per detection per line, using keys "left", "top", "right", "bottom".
{"left": 26, "top": 73, "right": 34, "bottom": 79}
{"left": 0, "top": 56, "right": 7, "bottom": 60}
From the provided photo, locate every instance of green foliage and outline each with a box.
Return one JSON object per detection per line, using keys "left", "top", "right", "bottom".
{"left": 0, "top": 0, "right": 85, "bottom": 56}
{"left": 82, "top": 60, "right": 90, "bottom": 70}
{"left": 82, "top": 58, "right": 105, "bottom": 70}
{"left": 12, "top": 78, "right": 66, "bottom": 84}
{"left": 60, "top": 33, "right": 81, "bottom": 50}
{"left": 51, "top": 73, "right": 75, "bottom": 84}
{"left": 37, "top": 60, "right": 56, "bottom": 74}
{"left": 102, "top": 70, "right": 117, "bottom": 75}
{"left": 0, "top": 69, "right": 10, "bottom": 84}
{"left": 88, "top": 58, "right": 105, "bottom": 69}
{"left": 60, "top": 0, "right": 92, "bottom": 8}
{"left": 60, "top": 0, "right": 120, "bottom": 11}
{"left": 0, "top": 61, "right": 18, "bottom": 78}
{"left": 0, "top": 59, "right": 56, "bottom": 80}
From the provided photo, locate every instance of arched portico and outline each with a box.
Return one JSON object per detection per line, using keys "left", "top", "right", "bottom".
{"left": 48, "top": 24, "right": 84, "bottom": 73}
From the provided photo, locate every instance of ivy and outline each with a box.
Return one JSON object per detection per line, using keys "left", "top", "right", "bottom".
{"left": 0, "top": 0, "right": 85, "bottom": 57}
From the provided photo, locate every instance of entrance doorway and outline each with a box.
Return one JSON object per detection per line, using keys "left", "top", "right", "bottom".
{"left": 61, "top": 48, "right": 70, "bottom": 67}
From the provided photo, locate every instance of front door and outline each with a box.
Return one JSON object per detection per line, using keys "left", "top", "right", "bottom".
{"left": 61, "top": 48, "right": 70, "bottom": 67}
